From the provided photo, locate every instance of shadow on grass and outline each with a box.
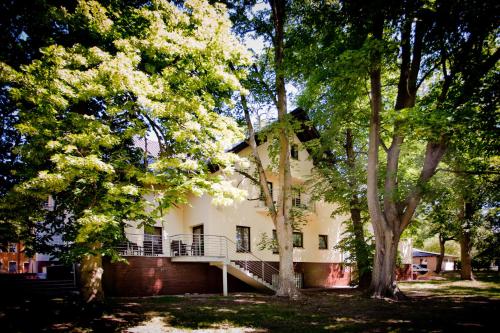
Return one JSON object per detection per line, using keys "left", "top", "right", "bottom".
{"left": 2, "top": 279, "right": 500, "bottom": 332}
{"left": 123, "top": 290, "right": 499, "bottom": 332}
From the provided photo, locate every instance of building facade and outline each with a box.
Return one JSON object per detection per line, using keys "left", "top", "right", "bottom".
{"left": 104, "top": 113, "right": 413, "bottom": 296}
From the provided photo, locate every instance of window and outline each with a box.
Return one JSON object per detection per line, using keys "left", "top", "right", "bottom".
{"left": 292, "top": 189, "right": 301, "bottom": 207}
{"left": 272, "top": 230, "right": 279, "bottom": 254}
{"left": 293, "top": 232, "right": 303, "bottom": 248}
{"left": 319, "top": 235, "right": 328, "bottom": 249}
{"left": 23, "top": 262, "right": 30, "bottom": 273}
{"left": 291, "top": 144, "right": 299, "bottom": 160}
{"left": 236, "top": 226, "right": 250, "bottom": 252}
{"left": 260, "top": 182, "right": 273, "bottom": 201}
{"left": 8, "top": 243, "right": 17, "bottom": 253}
{"left": 8, "top": 261, "right": 17, "bottom": 273}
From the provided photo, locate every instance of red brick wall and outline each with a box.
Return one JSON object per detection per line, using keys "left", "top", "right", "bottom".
{"left": 103, "top": 258, "right": 351, "bottom": 296}
{"left": 396, "top": 264, "right": 412, "bottom": 281}
{"left": 413, "top": 256, "right": 438, "bottom": 271}
{"left": 294, "top": 262, "right": 350, "bottom": 288}
{"left": 0, "top": 243, "right": 32, "bottom": 273}
{"left": 103, "top": 257, "right": 255, "bottom": 297}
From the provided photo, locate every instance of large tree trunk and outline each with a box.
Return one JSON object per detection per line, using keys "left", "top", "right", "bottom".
{"left": 459, "top": 201, "right": 474, "bottom": 280}
{"left": 80, "top": 251, "right": 104, "bottom": 303}
{"left": 276, "top": 214, "right": 297, "bottom": 296}
{"left": 345, "top": 129, "right": 371, "bottom": 289}
{"left": 435, "top": 234, "right": 446, "bottom": 274}
{"left": 270, "top": 0, "right": 299, "bottom": 298}
{"left": 460, "top": 230, "right": 473, "bottom": 280}
{"left": 366, "top": 15, "right": 400, "bottom": 298}
{"left": 351, "top": 204, "right": 372, "bottom": 289}
{"left": 371, "top": 227, "right": 402, "bottom": 298}
{"left": 366, "top": 12, "right": 446, "bottom": 299}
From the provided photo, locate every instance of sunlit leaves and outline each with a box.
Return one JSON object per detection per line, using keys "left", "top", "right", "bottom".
{"left": 1, "top": 0, "right": 251, "bottom": 261}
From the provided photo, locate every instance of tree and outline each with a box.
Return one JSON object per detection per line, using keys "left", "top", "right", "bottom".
{"left": 452, "top": 166, "right": 500, "bottom": 280}
{"left": 227, "top": 0, "right": 300, "bottom": 298}
{"left": 0, "top": 0, "right": 249, "bottom": 303}
{"left": 414, "top": 174, "right": 460, "bottom": 273}
{"left": 337, "top": 0, "right": 500, "bottom": 298}
{"left": 286, "top": 0, "right": 373, "bottom": 288}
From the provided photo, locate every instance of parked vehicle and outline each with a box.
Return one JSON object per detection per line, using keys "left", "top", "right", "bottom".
{"left": 412, "top": 264, "right": 428, "bottom": 274}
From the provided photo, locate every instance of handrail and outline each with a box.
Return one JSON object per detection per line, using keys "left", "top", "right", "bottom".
{"left": 168, "top": 233, "right": 279, "bottom": 287}
{"left": 116, "top": 233, "right": 164, "bottom": 257}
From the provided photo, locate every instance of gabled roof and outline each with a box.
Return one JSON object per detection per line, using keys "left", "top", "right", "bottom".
{"left": 229, "top": 108, "right": 320, "bottom": 154}
{"left": 413, "top": 249, "right": 458, "bottom": 258}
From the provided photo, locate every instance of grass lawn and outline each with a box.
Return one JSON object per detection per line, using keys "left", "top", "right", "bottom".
{"left": 1, "top": 272, "right": 499, "bottom": 332}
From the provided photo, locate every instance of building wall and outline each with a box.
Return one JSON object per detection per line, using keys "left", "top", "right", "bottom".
{"left": 0, "top": 243, "right": 34, "bottom": 273}
{"left": 294, "top": 262, "right": 350, "bottom": 287}
{"left": 103, "top": 257, "right": 257, "bottom": 296}
{"left": 102, "top": 257, "right": 351, "bottom": 296}
{"left": 126, "top": 136, "right": 349, "bottom": 265}
{"left": 413, "top": 255, "right": 456, "bottom": 271}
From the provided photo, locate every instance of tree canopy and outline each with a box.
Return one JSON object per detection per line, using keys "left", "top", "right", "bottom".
{"left": 0, "top": 0, "right": 250, "bottom": 301}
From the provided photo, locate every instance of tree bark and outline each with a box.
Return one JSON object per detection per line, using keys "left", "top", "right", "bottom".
{"left": 366, "top": 15, "right": 402, "bottom": 298}
{"left": 366, "top": 13, "right": 447, "bottom": 299}
{"left": 436, "top": 234, "right": 446, "bottom": 274}
{"left": 345, "top": 129, "right": 371, "bottom": 288}
{"left": 460, "top": 231, "right": 473, "bottom": 280}
{"left": 270, "top": 0, "right": 299, "bottom": 298}
{"left": 458, "top": 200, "right": 474, "bottom": 280}
{"left": 371, "top": 227, "right": 402, "bottom": 299}
{"left": 80, "top": 250, "right": 104, "bottom": 303}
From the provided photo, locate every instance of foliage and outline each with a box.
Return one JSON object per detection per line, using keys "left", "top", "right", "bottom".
{"left": 334, "top": 222, "right": 375, "bottom": 286}
{"left": 0, "top": 0, "right": 250, "bottom": 262}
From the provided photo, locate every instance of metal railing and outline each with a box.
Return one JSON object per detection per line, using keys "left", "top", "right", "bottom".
{"left": 116, "top": 233, "right": 164, "bottom": 257}
{"left": 169, "top": 234, "right": 279, "bottom": 286}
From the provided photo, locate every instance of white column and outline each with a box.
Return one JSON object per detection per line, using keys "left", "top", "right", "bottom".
{"left": 222, "top": 263, "right": 228, "bottom": 296}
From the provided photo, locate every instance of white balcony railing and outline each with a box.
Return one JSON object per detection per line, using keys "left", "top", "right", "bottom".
{"left": 116, "top": 233, "right": 164, "bottom": 257}
{"left": 115, "top": 233, "right": 279, "bottom": 286}
{"left": 168, "top": 234, "right": 279, "bottom": 286}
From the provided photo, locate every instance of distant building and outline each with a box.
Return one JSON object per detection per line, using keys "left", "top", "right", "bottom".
{"left": 413, "top": 249, "right": 458, "bottom": 271}
{"left": 0, "top": 242, "right": 35, "bottom": 274}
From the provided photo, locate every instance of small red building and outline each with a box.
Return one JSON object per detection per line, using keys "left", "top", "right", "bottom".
{"left": 413, "top": 249, "right": 458, "bottom": 272}
{"left": 0, "top": 242, "right": 35, "bottom": 274}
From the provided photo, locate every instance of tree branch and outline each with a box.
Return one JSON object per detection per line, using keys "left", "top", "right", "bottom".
{"left": 251, "top": 64, "right": 278, "bottom": 107}
{"left": 235, "top": 169, "right": 259, "bottom": 185}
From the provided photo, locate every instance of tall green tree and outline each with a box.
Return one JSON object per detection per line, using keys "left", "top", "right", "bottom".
{"left": 287, "top": 0, "right": 373, "bottom": 288}
{"left": 0, "top": 0, "right": 250, "bottom": 302}
{"left": 414, "top": 173, "right": 460, "bottom": 273}
{"left": 285, "top": 0, "right": 499, "bottom": 298}
{"left": 339, "top": 0, "right": 500, "bottom": 298}
{"left": 227, "top": 0, "right": 301, "bottom": 298}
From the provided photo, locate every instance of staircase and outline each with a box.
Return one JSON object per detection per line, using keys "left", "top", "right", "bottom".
{"left": 212, "top": 261, "right": 276, "bottom": 291}
{"left": 169, "top": 234, "right": 278, "bottom": 292}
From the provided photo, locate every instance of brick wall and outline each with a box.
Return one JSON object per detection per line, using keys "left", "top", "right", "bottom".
{"left": 103, "top": 258, "right": 352, "bottom": 296}
{"left": 0, "top": 243, "right": 32, "bottom": 273}
{"left": 103, "top": 257, "right": 255, "bottom": 297}
{"left": 294, "top": 262, "right": 350, "bottom": 288}
{"left": 396, "top": 264, "right": 412, "bottom": 281}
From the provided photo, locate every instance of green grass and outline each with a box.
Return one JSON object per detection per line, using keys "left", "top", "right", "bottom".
{"left": 400, "top": 271, "right": 500, "bottom": 299}
{"left": 1, "top": 272, "right": 499, "bottom": 332}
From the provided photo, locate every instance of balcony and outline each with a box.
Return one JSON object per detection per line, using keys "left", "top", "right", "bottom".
{"left": 116, "top": 233, "right": 165, "bottom": 257}
{"left": 116, "top": 233, "right": 280, "bottom": 292}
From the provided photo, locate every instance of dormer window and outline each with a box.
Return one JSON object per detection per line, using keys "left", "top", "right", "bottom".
{"left": 291, "top": 144, "right": 299, "bottom": 160}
